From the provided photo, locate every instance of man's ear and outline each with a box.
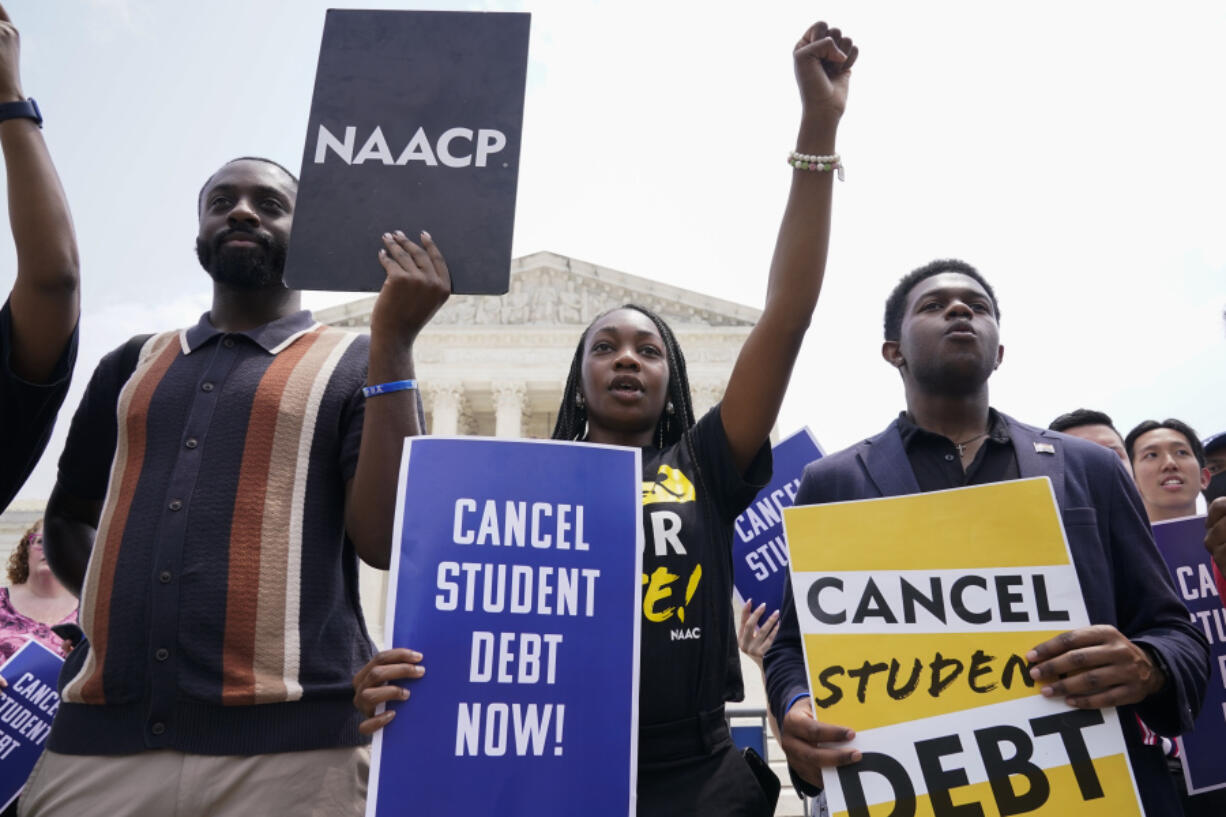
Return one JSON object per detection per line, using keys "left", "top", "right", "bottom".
{"left": 882, "top": 341, "right": 904, "bottom": 369}
{"left": 1201, "top": 466, "right": 1212, "bottom": 491}
{"left": 993, "top": 344, "right": 1005, "bottom": 370}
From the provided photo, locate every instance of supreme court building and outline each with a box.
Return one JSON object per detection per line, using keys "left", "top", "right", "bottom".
{"left": 315, "top": 250, "right": 761, "bottom": 441}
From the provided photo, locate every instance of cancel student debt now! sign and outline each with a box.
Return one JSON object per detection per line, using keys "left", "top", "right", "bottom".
{"left": 783, "top": 478, "right": 1145, "bottom": 817}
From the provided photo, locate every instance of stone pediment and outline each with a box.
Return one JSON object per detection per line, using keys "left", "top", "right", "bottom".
{"left": 315, "top": 250, "right": 761, "bottom": 329}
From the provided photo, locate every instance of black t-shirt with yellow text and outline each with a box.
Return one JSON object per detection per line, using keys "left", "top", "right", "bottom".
{"left": 638, "top": 405, "right": 771, "bottom": 726}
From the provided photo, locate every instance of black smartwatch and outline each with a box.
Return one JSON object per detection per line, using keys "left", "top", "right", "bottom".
{"left": 0, "top": 98, "right": 43, "bottom": 128}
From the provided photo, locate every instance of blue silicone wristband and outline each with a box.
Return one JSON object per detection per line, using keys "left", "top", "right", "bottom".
{"left": 785, "top": 691, "right": 812, "bottom": 716}
{"left": 362, "top": 379, "right": 418, "bottom": 398}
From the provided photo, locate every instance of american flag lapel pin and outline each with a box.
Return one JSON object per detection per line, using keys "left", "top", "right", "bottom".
{"left": 1034, "top": 441, "right": 1056, "bottom": 455}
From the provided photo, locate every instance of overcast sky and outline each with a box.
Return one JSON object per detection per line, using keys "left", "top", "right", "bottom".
{"left": 4, "top": 0, "right": 1225, "bottom": 501}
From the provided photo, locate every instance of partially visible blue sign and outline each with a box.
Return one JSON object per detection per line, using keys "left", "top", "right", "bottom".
{"left": 0, "top": 639, "right": 64, "bottom": 810}
{"left": 732, "top": 428, "right": 823, "bottom": 616}
{"left": 1152, "top": 516, "right": 1226, "bottom": 795}
{"left": 367, "top": 437, "right": 642, "bottom": 817}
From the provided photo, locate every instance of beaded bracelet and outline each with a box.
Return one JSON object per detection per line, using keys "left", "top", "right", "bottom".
{"left": 788, "top": 151, "right": 845, "bottom": 181}
{"left": 362, "top": 379, "right": 418, "bottom": 398}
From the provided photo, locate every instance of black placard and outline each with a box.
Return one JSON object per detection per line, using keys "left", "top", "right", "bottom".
{"left": 285, "top": 10, "right": 530, "bottom": 295}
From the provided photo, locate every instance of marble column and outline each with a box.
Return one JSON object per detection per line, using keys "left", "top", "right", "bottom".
{"left": 426, "top": 382, "right": 465, "bottom": 436}
{"left": 358, "top": 561, "right": 389, "bottom": 649}
{"left": 691, "top": 380, "right": 725, "bottom": 418}
{"left": 493, "top": 382, "right": 527, "bottom": 438}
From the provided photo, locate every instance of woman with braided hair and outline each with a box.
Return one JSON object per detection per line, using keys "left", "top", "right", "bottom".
{"left": 355, "top": 20, "right": 856, "bottom": 815}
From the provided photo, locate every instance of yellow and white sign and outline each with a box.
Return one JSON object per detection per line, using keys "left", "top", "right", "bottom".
{"left": 783, "top": 478, "right": 1144, "bottom": 817}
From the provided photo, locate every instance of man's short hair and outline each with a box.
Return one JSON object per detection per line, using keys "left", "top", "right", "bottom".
{"left": 1124, "top": 418, "right": 1206, "bottom": 467}
{"left": 883, "top": 258, "right": 1001, "bottom": 341}
{"left": 197, "top": 157, "right": 299, "bottom": 213}
{"left": 1049, "top": 409, "right": 1119, "bottom": 435}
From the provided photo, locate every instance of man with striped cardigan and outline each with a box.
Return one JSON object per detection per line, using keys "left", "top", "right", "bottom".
{"left": 33, "top": 157, "right": 448, "bottom": 816}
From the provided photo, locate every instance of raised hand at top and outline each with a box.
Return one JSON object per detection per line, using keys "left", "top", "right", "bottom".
{"left": 794, "top": 21, "right": 858, "bottom": 118}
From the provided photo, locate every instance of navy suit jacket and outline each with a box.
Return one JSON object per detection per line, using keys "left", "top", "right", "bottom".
{"left": 763, "top": 413, "right": 1210, "bottom": 814}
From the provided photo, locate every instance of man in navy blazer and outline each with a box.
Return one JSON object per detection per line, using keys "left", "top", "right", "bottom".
{"left": 764, "top": 259, "right": 1209, "bottom": 815}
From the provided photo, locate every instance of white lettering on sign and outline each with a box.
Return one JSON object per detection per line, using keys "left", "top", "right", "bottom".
{"left": 452, "top": 498, "right": 590, "bottom": 551}
{"left": 435, "top": 561, "right": 600, "bottom": 617}
{"left": 455, "top": 702, "right": 566, "bottom": 757}
{"left": 1176, "top": 563, "right": 1221, "bottom": 601}
{"left": 468, "top": 631, "right": 564, "bottom": 685}
{"left": 734, "top": 478, "right": 801, "bottom": 543}
{"left": 314, "top": 125, "right": 508, "bottom": 167}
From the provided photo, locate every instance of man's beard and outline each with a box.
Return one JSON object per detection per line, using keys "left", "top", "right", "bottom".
{"left": 196, "top": 228, "right": 288, "bottom": 290}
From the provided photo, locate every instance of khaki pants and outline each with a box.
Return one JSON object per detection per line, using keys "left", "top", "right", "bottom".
{"left": 19, "top": 745, "right": 368, "bottom": 817}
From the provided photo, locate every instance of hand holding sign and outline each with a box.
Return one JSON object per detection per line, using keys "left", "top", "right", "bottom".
{"left": 794, "top": 21, "right": 857, "bottom": 116}
{"left": 353, "top": 648, "right": 426, "bottom": 735}
{"left": 780, "top": 697, "right": 860, "bottom": 787}
{"left": 1027, "top": 625, "right": 1165, "bottom": 709}
{"left": 373, "top": 231, "right": 450, "bottom": 350}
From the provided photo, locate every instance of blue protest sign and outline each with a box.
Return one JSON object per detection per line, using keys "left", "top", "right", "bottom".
{"left": 732, "top": 428, "right": 823, "bottom": 616}
{"left": 0, "top": 639, "right": 64, "bottom": 810}
{"left": 366, "top": 437, "right": 642, "bottom": 817}
{"left": 285, "top": 10, "right": 531, "bottom": 294}
{"left": 1151, "top": 516, "right": 1226, "bottom": 794}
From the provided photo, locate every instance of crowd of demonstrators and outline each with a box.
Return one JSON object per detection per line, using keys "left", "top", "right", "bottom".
{"left": 1049, "top": 412, "right": 1226, "bottom": 816}
{"left": 2, "top": 5, "right": 1224, "bottom": 815}
{"left": 762, "top": 259, "right": 1212, "bottom": 816}
{"left": 354, "top": 22, "right": 855, "bottom": 817}
{"left": 1048, "top": 415, "right": 1224, "bottom": 610}
{"left": 0, "top": 2, "right": 79, "bottom": 513}
{"left": 0, "top": 520, "right": 77, "bottom": 665}
{"left": 25, "top": 155, "right": 450, "bottom": 817}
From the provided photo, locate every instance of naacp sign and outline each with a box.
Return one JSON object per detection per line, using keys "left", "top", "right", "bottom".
{"left": 286, "top": 10, "right": 530, "bottom": 295}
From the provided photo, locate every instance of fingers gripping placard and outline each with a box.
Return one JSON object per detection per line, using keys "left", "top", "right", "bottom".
{"left": 783, "top": 479, "right": 1146, "bottom": 817}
